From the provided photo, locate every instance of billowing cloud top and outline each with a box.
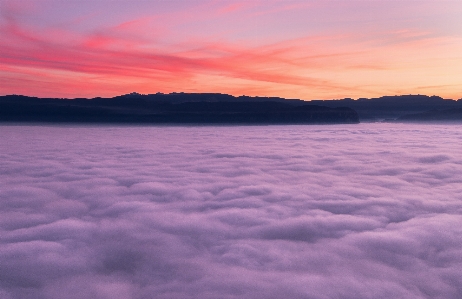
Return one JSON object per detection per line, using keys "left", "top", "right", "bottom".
{"left": 1, "top": 0, "right": 462, "bottom": 99}
{"left": 1, "top": 123, "right": 462, "bottom": 298}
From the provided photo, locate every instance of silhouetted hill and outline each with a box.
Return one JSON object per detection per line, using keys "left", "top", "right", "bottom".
{"left": 397, "top": 108, "right": 462, "bottom": 122}
{"left": 0, "top": 94, "right": 358, "bottom": 124}
{"left": 311, "top": 95, "right": 462, "bottom": 121}
{"left": 2, "top": 93, "right": 461, "bottom": 123}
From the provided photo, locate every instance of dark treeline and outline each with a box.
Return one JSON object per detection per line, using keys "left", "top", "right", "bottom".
{"left": 1, "top": 92, "right": 461, "bottom": 123}
{"left": 310, "top": 95, "right": 462, "bottom": 121}
{"left": 0, "top": 93, "right": 359, "bottom": 124}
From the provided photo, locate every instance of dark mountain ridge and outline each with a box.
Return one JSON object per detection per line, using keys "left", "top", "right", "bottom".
{"left": 397, "top": 108, "right": 462, "bottom": 122}
{"left": 310, "top": 95, "right": 462, "bottom": 121}
{"left": 0, "top": 93, "right": 358, "bottom": 124}
{"left": 1, "top": 92, "right": 461, "bottom": 123}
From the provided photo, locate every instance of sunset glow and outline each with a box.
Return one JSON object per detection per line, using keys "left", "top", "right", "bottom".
{"left": 1, "top": 0, "right": 461, "bottom": 100}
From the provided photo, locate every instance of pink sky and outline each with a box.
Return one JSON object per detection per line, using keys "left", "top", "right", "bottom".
{"left": 1, "top": 0, "right": 461, "bottom": 100}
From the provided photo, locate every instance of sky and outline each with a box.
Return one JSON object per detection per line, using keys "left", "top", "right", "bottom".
{"left": 1, "top": 124, "right": 462, "bottom": 298}
{"left": 1, "top": 0, "right": 462, "bottom": 100}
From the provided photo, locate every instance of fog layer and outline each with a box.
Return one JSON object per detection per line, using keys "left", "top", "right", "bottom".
{"left": 1, "top": 124, "right": 462, "bottom": 299}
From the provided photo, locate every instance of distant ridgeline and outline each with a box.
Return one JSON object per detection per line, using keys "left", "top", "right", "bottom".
{"left": 0, "top": 93, "right": 359, "bottom": 124}
{"left": 310, "top": 95, "right": 462, "bottom": 122}
{"left": 1, "top": 93, "right": 461, "bottom": 123}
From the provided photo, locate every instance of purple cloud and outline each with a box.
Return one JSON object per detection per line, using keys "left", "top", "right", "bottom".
{"left": 0, "top": 123, "right": 461, "bottom": 298}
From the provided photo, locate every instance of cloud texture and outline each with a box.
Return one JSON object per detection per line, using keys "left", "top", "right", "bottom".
{"left": 1, "top": 123, "right": 462, "bottom": 299}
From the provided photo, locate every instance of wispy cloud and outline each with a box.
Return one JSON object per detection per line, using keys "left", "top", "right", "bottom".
{"left": 1, "top": 0, "right": 461, "bottom": 99}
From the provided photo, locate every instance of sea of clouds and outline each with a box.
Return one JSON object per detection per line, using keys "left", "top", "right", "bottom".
{"left": 1, "top": 123, "right": 462, "bottom": 299}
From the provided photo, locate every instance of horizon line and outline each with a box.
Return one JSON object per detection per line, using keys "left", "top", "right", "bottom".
{"left": 2, "top": 92, "right": 461, "bottom": 102}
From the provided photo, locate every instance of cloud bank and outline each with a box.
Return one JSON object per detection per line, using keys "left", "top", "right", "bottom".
{"left": 1, "top": 123, "right": 462, "bottom": 299}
